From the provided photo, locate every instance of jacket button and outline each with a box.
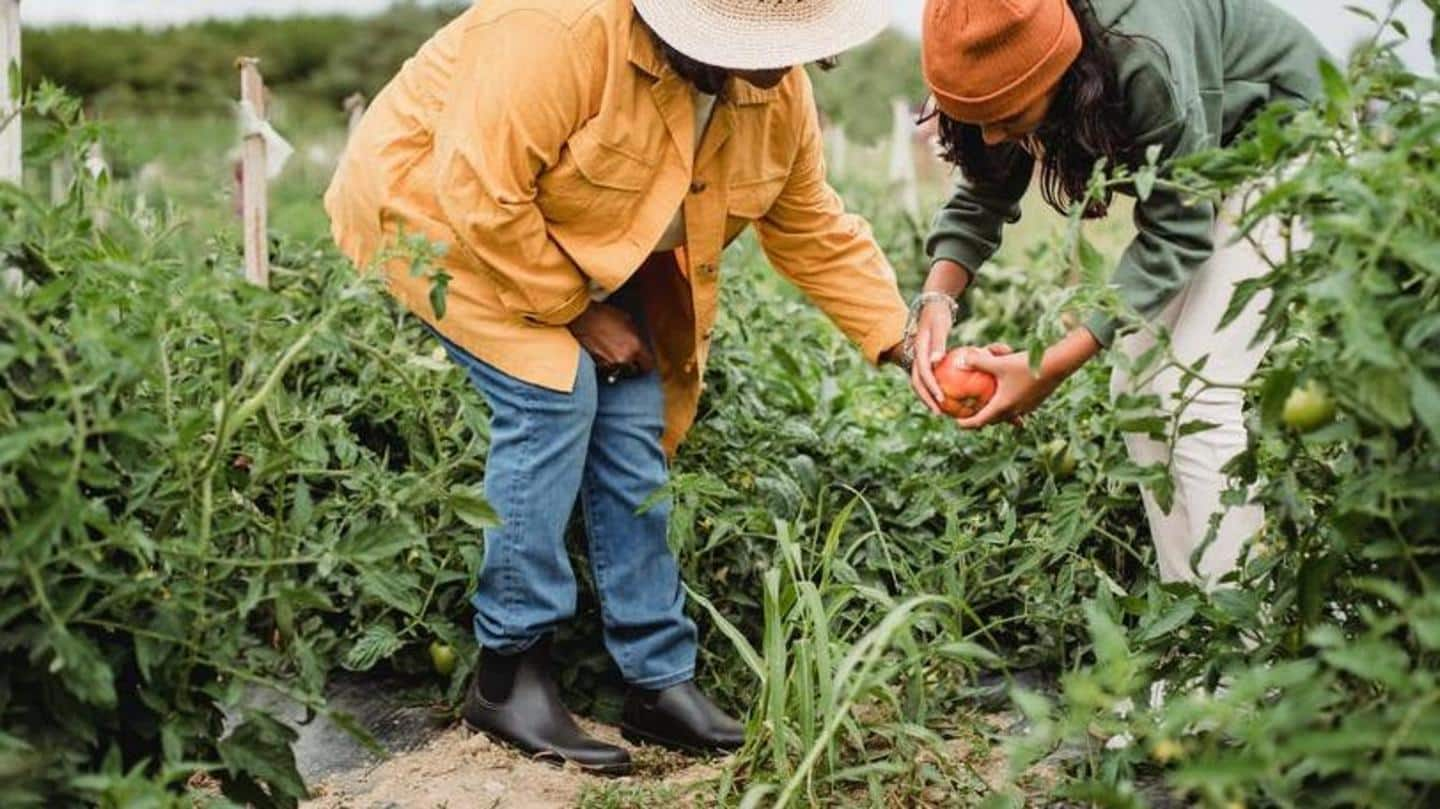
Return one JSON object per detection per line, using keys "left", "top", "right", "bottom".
{"left": 699, "top": 263, "right": 717, "bottom": 277}
{"left": 703, "top": 329, "right": 714, "bottom": 342}
{"left": 690, "top": 180, "right": 708, "bottom": 194}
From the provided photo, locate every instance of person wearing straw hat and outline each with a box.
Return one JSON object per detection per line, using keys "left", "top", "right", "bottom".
{"left": 905, "top": 0, "right": 1325, "bottom": 586}
{"left": 325, "top": 0, "right": 907, "bottom": 774}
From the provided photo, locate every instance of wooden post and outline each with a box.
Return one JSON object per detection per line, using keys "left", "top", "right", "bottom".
{"left": 888, "top": 98, "right": 920, "bottom": 220}
{"left": 823, "top": 124, "right": 849, "bottom": 180}
{"left": 0, "top": 0, "right": 21, "bottom": 185}
{"left": 343, "top": 93, "right": 367, "bottom": 139}
{"left": 237, "top": 58, "right": 270, "bottom": 288}
{"left": 50, "top": 157, "right": 70, "bottom": 204}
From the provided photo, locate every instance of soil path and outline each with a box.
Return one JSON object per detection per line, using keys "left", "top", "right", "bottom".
{"left": 304, "top": 719, "right": 720, "bottom": 809}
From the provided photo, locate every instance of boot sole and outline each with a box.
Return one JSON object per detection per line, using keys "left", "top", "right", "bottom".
{"left": 620, "top": 724, "right": 740, "bottom": 758}
{"left": 463, "top": 720, "right": 634, "bottom": 777}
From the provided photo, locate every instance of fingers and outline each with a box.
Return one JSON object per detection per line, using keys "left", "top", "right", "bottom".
{"left": 956, "top": 397, "right": 1007, "bottom": 430}
{"left": 911, "top": 365, "right": 943, "bottom": 415}
{"left": 909, "top": 329, "right": 943, "bottom": 415}
{"left": 956, "top": 379, "right": 1011, "bottom": 429}
{"left": 960, "top": 347, "right": 1005, "bottom": 373}
{"left": 919, "top": 353, "right": 946, "bottom": 405}
{"left": 987, "top": 343, "right": 1015, "bottom": 356}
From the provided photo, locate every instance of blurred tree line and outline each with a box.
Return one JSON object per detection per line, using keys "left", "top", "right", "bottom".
{"left": 23, "top": 1, "right": 924, "bottom": 142}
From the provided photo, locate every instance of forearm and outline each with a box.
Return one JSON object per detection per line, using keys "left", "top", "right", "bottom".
{"left": 924, "top": 259, "right": 971, "bottom": 299}
{"left": 1043, "top": 327, "right": 1102, "bottom": 380}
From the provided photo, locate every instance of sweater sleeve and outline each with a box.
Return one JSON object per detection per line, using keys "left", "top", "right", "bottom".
{"left": 924, "top": 150, "right": 1034, "bottom": 283}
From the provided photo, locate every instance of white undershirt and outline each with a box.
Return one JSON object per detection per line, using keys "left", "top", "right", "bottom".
{"left": 650, "top": 90, "right": 717, "bottom": 254}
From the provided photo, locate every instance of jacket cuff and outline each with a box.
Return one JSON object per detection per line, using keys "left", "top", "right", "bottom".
{"left": 519, "top": 286, "right": 591, "bottom": 327}
{"left": 859, "top": 305, "right": 910, "bottom": 366}
{"left": 1083, "top": 312, "right": 1119, "bottom": 348}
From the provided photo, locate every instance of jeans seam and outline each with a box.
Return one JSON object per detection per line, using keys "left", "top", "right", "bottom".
{"left": 628, "top": 666, "right": 695, "bottom": 691}
{"left": 580, "top": 472, "right": 626, "bottom": 673}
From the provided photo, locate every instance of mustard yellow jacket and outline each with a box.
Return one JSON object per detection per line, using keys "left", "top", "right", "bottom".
{"left": 325, "top": 0, "right": 908, "bottom": 452}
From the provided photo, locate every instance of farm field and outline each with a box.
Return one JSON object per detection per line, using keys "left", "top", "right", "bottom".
{"left": 3, "top": 4, "right": 1440, "bottom": 809}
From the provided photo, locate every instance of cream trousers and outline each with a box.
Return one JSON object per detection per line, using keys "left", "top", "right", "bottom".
{"left": 1110, "top": 194, "right": 1297, "bottom": 586}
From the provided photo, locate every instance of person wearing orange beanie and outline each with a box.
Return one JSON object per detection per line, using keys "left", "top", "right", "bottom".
{"left": 906, "top": 0, "right": 1327, "bottom": 586}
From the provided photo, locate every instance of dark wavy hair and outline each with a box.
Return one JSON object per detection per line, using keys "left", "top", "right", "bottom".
{"left": 927, "top": 0, "right": 1141, "bottom": 219}
{"left": 645, "top": 22, "right": 839, "bottom": 97}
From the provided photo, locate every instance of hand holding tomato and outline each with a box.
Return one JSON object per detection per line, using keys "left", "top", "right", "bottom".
{"left": 950, "top": 329, "right": 1102, "bottom": 430}
{"left": 909, "top": 299, "right": 959, "bottom": 415}
{"left": 932, "top": 347, "right": 999, "bottom": 418}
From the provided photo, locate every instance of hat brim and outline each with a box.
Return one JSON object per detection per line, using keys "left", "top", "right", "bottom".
{"left": 632, "top": 0, "right": 891, "bottom": 71}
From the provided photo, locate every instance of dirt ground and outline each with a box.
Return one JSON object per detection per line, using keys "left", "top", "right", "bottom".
{"left": 299, "top": 710, "right": 1063, "bottom": 809}
{"left": 303, "top": 718, "right": 722, "bottom": 809}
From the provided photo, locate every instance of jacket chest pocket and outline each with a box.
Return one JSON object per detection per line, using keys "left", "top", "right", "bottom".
{"left": 539, "top": 129, "right": 656, "bottom": 225}
{"left": 724, "top": 174, "right": 786, "bottom": 243}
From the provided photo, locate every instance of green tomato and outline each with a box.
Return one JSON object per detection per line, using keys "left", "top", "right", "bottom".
{"left": 1282, "top": 382, "right": 1337, "bottom": 433}
{"left": 1042, "top": 439, "right": 1079, "bottom": 478}
{"left": 429, "top": 642, "right": 458, "bottom": 677}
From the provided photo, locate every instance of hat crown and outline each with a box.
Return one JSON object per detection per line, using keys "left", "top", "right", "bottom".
{"left": 633, "top": 0, "right": 888, "bottom": 71}
{"left": 676, "top": 0, "right": 844, "bottom": 24}
{"left": 921, "top": 0, "right": 1082, "bottom": 123}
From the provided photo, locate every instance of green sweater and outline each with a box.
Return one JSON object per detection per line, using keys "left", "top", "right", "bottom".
{"left": 925, "top": 0, "right": 1328, "bottom": 344}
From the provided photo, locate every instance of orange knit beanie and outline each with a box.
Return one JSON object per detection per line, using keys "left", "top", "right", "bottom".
{"left": 922, "top": 0, "right": 1083, "bottom": 124}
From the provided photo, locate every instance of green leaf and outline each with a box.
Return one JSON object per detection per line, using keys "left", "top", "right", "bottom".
{"left": 48, "top": 630, "right": 118, "bottom": 709}
{"left": 1411, "top": 594, "right": 1440, "bottom": 651}
{"left": 1085, "top": 599, "right": 1130, "bottom": 667}
{"left": 0, "top": 415, "right": 71, "bottom": 465}
{"left": 6, "top": 60, "right": 20, "bottom": 105}
{"left": 338, "top": 521, "right": 417, "bottom": 564}
{"left": 936, "top": 641, "right": 1002, "bottom": 666}
{"left": 1135, "top": 164, "right": 1157, "bottom": 202}
{"left": 1343, "top": 4, "right": 1378, "bottom": 22}
{"left": 1178, "top": 419, "right": 1219, "bottom": 438}
{"left": 1260, "top": 367, "right": 1298, "bottom": 426}
{"left": 358, "top": 569, "right": 424, "bottom": 616}
{"left": 343, "top": 623, "right": 403, "bottom": 671}
{"left": 1353, "top": 369, "right": 1413, "bottom": 429}
{"left": 428, "top": 270, "right": 450, "bottom": 320}
{"left": 1299, "top": 553, "right": 1340, "bottom": 628}
{"left": 1323, "top": 639, "right": 1411, "bottom": 688}
{"left": 1135, "top": 598, "right": 1197, "bottom": 644}
{"left": 217, "top": 713, "right": 305, "bottom": 809}
{"left": 1409, "top": 367, "right": 1440, "bottom": 442}
{"left": 448, "top": 486, "right": 499, "bottom": 530}
{"left": 1318, "top": 59, "right": 1352, "bottom": 111}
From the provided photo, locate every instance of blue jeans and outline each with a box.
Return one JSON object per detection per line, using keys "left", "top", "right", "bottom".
{"left": 435, "top": 334, "right": 697, "bottom": 689}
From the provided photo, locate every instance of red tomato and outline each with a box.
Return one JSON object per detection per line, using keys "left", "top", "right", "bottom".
{"left": 933, "top": 349, "right": 998, "bottom": 418}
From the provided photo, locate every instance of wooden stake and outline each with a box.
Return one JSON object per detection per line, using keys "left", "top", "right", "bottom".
{"left": 343, "top": 93, "right": 367, "bottom": 140}
{"left": 887, "top": 98, "right": 920, "bottom": 221}
{"left": 0, "top": 0, "right": 21, "bottom": 185}
{"left": 823, "top": 124, "right": 849, "bottom": 180}
{"left": 238, "top": 57, "right": 270, "bottom": 288}
{"left": 50, "top": 157, "right": 70, "bottom": 205}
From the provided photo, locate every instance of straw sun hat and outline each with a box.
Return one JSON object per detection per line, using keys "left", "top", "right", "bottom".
{"left": 632, "top": 0, "right": 891, "bottom": 71}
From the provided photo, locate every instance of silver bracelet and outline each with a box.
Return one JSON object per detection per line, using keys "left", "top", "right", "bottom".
{"left": 900, "top": 292, "right": 960, "bottom": 371}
